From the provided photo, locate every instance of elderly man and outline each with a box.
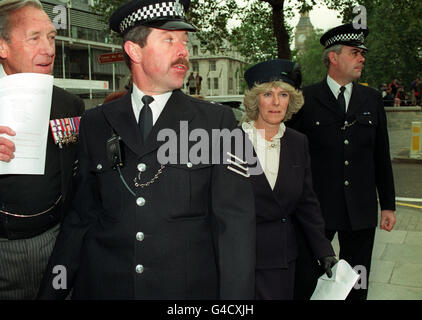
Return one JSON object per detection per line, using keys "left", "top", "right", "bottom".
{"left": 38, "top": 0, "right": 255, "bottom": 300}
{"left": 0, "top": 0, "right": 84, "bottom": 299}
{"left": 288, "top": 23, "right": 396, "bottom": 300}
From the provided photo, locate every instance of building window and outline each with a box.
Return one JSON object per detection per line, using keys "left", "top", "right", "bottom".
{"left": 214, "top": 78, "right": 219, "bottom": 89}
{"left": 192, "top": 45, "right": 198, "bottom": 56}
{"left": 229, "top": 77, "right": 233, "bottom": 91}
{"left": 210, "top": 60, "right": 216, "bottom": 71}
{"left": 192, "top": 61, "right": 199, "bottom": 72}
{"left": 208, "top": 78, "right": 211, "bottom": 90}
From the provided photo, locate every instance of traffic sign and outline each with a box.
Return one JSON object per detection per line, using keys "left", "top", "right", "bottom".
{"left": 97, "top": 52, "right": 124, "bottom": 64}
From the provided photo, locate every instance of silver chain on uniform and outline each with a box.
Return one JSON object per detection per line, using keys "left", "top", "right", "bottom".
{"left": 134, "top": 165, "right": 165, "bottom": 188}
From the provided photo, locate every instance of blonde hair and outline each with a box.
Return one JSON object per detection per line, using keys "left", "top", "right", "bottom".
{"left": 242, "top": 81, "right": 304, "bottom": 122}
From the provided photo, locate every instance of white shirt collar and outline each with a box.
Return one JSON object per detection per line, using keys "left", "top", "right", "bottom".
{"left": 326, "top": 75, "right": 353, "bottom": 111}
{"left": 0, "top": 64, "right": 8, "bottom": 78}
{"left": 131, "top": 83, "right": 172, "bottom": 125}
{"left": 241, "top": 120, "right": 286, "bottom": 141}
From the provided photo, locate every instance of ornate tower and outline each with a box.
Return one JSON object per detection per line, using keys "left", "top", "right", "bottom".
{"left": 295, "top": 11, "right": 314, "bottom": 52}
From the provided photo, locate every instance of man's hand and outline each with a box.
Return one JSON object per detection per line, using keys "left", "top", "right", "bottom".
{"left": 319, "top": 256, "right": 338, "bottom": 278}
{"left": 380, "top": 210, "right": 396, "bottom": 232}
{"left": 0, "top": 126, "right": 16, "bottom": 162}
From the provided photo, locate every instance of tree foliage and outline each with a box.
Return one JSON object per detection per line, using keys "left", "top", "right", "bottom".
{"left": 91, "top": 0, "right": 422, "bottom": 90}
{"left": 294, "top": 29, "right": 327, "bottom": 86}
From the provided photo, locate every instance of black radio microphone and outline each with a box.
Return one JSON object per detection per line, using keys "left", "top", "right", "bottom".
{"left": 106, "top": 132, "right": 123, "bottom": 169}
{"left": 106, "top": 130, "right": 136, "bottom": 196}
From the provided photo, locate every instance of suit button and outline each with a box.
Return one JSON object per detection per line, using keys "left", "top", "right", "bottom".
{"left": 344, "top": 140, "right": 349, "bottom": 145}
{"left": 345, "top": 160, "right": 349, "bottom": 166}
{"left": 136, "top": 197, "right": 146, "bottom": 206}
{"left": 344, "top": 180, "right": 350, "bottom": 186}
{"left": 136, "top": 232, "right": 144, "bottom": 242}
{"left": 96, "top": 164, "right": 102, "bottom": 170}
{"left": 187, "top": 162, "right": 193, "bottom": 168}
{"left": 137, "top": 163, "right": 147, "bottom": 172}
{"left": 135, "top": 264, "right": 144, "bottom": 274}
{"left": 281, "top": 218, "right": 287, "bottom": 223}
{"left": 315, "top": 121, "right": 320, "bottom": 126}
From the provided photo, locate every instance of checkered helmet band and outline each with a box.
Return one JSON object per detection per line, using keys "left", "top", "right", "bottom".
{"left": 325, "top": 32, "right": 365, "bottom": 47}
{"left": 119, "top": 0, "right": 185, "bottom": 33}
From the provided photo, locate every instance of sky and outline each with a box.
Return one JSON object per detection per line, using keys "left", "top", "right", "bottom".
{"left": 230, "top": 1, "right": 343, "bottom": 34}
{"left": 290, "top": 4, "right": 343, "bottom": 32}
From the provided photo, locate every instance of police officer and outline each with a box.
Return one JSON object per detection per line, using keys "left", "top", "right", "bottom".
{"left": 38, "top": 0, "right": 255, "bottom": 300}
{"left": 287, "top": 23, "right": 396, "bottom": 300}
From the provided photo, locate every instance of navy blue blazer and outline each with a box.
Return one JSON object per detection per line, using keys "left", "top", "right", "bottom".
{"left": 287, "top": 80, "right": 395, "bottom": 230}
{"left": 250, "top": 127, "right": 334, "bottom": 269}
{"left": 38, "top": 89, "right": 256, "bottom": 300}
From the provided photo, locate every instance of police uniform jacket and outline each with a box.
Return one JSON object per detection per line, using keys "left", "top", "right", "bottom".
{"left": 287, "top": 80, "right": 395, "bottom": 231}
{"left": 38, "top": 89, "right": 256, "bottom": 300}
{"left": 0, "top": 86, "right": 84, "bottom": 239}
{"left": 249, "top": 127, "right": 334, "bottom": 270}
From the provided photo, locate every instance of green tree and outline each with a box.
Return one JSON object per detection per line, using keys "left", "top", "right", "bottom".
{"left": 229, "top": 1, "right": 278, "bottom": 64}
{"left": 294, "top": 29, "right": 327, "bottom": 86}
{"left": 90, "top": 0, "right": 347, "bottom": 60}
{"left": 324, "top": 0, "right": 422, "bottom": 89}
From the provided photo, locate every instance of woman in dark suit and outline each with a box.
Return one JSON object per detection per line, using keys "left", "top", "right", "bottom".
{"left": 241, "top": 59, "right": 337, "bottom": 300}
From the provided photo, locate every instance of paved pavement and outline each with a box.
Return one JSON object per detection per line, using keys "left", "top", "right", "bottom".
{"left": 330, "top": 126, "right": 422, "bottom": 300}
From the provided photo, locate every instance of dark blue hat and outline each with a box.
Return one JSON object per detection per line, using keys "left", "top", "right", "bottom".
{"left": 320, "top": 23, "right": 369, "bottom": 50}
{"left": 244, "top": 59, "right": 302, "bottom": 90}
{"left": 110, "top": 0, "right": 197, "bottom": 35}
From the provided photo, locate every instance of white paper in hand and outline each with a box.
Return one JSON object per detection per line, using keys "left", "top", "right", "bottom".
{"left": 310, "top": 259, "right": 360, "bottom": 300}
{"left": 0, "top": 72, "right": 53, "bottom": 175}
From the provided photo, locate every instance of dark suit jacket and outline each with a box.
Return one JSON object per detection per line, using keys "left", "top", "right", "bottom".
{"left": 287, "top": 80, "right": 395, "bottom": 230}
{"left": 250, "top": 127, "right": 334, "bottom": 269}
{"left": 50, "top": 86, "right": 85, "bottom": 216}
{"left": 0, "top": 86, "right": 84, "bottom": 238}
{"left": 38, "top": 89, "right": 256, "bottom": 300}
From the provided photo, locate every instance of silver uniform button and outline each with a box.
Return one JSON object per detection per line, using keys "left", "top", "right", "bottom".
{"left": 136, "top": 197, "right": 146, "bottom": 207}
{"left": 344, "top": 180, "right": 350, "bottom": 186}
{"left": 315, "top": 121, "right": 320, "bottom": 126}
{"left": 344, "top": 121, "right": 348, "bottom": 125}
{"left": 96, "top": 164, "right": 102, "bottom": 170}
{"left": 344, "top": 140, "right": 349, "bottom": 145}
{"left": 345, "top": 160, "right": 349, "bottom": 166}
{"left": 135, "top": 264, "right": 144, "bottom": 274}
{"left": 187, "top": 162, "right": 193, "bottom": 168}
{"left": 137, "top": 163, "right": 147, "bottom": 172}
{"left": 136, "top": 232, "right": 144, "bottom": 242}
{"left": 369, "top": 120, "right": 372, "bottom": 125}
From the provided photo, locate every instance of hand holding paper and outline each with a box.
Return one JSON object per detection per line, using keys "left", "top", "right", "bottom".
{"left": 310, "top": 259, "right": 360, "bottom": 300}
{"left": 0, "top": 126, "right": 16, "bottom": 162}
{"left": 0, "top": 72, "right": 53, "bottom": 174}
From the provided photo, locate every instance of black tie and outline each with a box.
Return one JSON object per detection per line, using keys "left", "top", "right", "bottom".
{"left": 338, "top": 86, "right": 346, "bottom": 113}
{"left": 138, "top": 95, "right": 154, "bottom": 142}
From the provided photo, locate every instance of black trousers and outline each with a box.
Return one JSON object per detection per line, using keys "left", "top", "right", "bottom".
{"left": 325, "top": 228, "right": 376, "bottom": 300}
{"left": 294, "top": 227, "right": 375, "bottom": 300}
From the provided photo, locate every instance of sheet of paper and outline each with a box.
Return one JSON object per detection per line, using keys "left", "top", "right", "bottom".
{"left": 0, "top": 72, "right": 53, "bottom": 175}
{"left": 310, "top": 259, "right": 360, "bottom": 300}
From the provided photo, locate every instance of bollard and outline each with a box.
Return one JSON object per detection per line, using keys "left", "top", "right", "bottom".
{"left": 410, "top": 122, "right": 422, "bottom": 158}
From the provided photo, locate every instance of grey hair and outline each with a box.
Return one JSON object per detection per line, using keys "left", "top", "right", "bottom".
{"left": 122, "top": 25, "right": 152, "bottom": 69}
{"left": 0, "top": 0, "right": 43, "bottom": 41}
{"left": 242, "top": 81, "right": 304, "bottom": 123}
{"left": 323, "top": 44, "right": 343, "bottom": 69}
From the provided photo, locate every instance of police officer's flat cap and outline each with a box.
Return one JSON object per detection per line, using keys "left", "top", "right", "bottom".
{"left": 110, "top": 0, "right": 197, "bottom": 35}
{"left": 244, "top": 59, "right": 302, "bottom": 90}
{"left": 320, "top": 23, "right": 369, "bottom": 50}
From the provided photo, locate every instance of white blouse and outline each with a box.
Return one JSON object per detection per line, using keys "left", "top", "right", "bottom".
{"left": 242, "top": 121, "right": 286, "bottom": 190}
